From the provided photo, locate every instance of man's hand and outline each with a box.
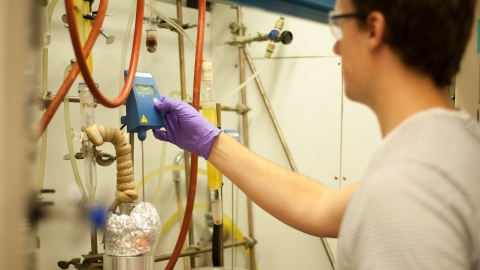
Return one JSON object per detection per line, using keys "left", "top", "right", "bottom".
{"left": 153, "top": 96, "right": 221, "bottom": 159}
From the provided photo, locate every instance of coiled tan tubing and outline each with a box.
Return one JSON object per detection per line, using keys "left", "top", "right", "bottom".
{"left": 86, "top": 125, "right": 138, "bottom": 212}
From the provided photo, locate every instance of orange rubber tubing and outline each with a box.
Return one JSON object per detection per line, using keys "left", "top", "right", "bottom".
{"left": 37, "top": 0, "right": 144, "bottom": 140}
{"left": 66, "top": 0, "right": 144, "bottom": 108}
{"left": 36, "top": 0, "right": 109, "bottom": 141}
{"left": 164, "top": 0, "right": 206, "bottom": 269}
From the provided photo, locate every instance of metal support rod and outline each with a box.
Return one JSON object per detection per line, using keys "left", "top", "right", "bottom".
{"left": 242, "top": 47, "right": 336, "bottom": 268}
{"left": 216, "top": 102, "right": 225, "bottom": 266}
{"left": 78, "top": 239, "right": 252, "bottom": 264}
{"left": 184, "top": 151, "right": 196, "bottom": 268}
{"left": 219, "top": 208, "right": 224, "bottom": 266}
{"left": 155, "top": 241, "right": 247, "bottom": 262}
{"left": 44, "top": 94, "right": 243, "bottom": 113}
{"left": 223, "top": 34, "right": 269, "bottom": 46}
{"left": 178, "top": 2, "right": 196, "bottom": 264}
{"left": 141, "top": 141, "right": 145, "bottom": 202}
{"left": 129, "top": 133, "right": 135, "bottom": 168}
{"left": 41, "top": 95, "right": 243, "bottom": 113}
{"left": 242, "top": 47, "right": 298, "bottom": 172}
{"left": 90, "top": 225, "right": 98, "bottom": 255}
{"left": 173, "top": 152, "right": 190, "bottom": 270}
{"left": 216, "top": 103, "right": 222, "bottom": 128}
{"left": 176, "top": 0, "right": 187, "bottom": 101}
{"left": 220, "top": 106, "right": 239, "bottom": 112}
{"left": 236, "top": 7, "right": 257, "bottom": 270}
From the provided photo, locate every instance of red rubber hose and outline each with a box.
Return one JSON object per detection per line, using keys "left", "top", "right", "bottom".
{"left": 65, "top": 0, "right": 144, "bottom": 108}
{"left": 164, "top": 0, "right": 206, "bottom": 269}
{"left": 36, "top": 0, "right": 109, "bottom": 140}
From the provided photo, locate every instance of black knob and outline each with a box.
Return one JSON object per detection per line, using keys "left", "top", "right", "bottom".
{"left": 57, "top": 261, "right": 70, "bottom": 269}
{"left": 280, "top": 31, "right": 293, "bottom": 45}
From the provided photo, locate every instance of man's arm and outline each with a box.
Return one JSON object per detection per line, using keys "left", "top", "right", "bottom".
{"left": 153, "top": 96, "right": 358, "bottom": 237}
{"left": 209, "top": 132, "right": 358, "bottom": 238}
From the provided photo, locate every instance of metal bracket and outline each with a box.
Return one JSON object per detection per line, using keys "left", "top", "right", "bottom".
{"left": 96, "top": 150, "right": 116, "bottom": 166}
{"left": 236, "top": 103, "right": 251, "bottom": 115}
{"left": 64, "top": 149, "right": 116, "bottom": 166}
{"left": 38, "top": 92, "right": 99, "bottom": 110}
{"left": 186, "top": 245, "right": 203, "bottom": 258}
{"left": 58, "top": 253, "right": 103, "bottom": 270}
{"left": 243, "top": 236, "right": 257, "bottom": 249}
{"left": 229, "top": 21, "right": 247, "bottom": 35}
{"left": 38, "top": 91, "right": 52, "bottom": 111}
{"left": 144, "top": 16, "right": 198, "bottom": 31}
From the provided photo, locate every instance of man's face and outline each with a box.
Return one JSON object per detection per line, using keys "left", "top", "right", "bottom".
{"left": 333, "top": 0, "right": 370, "bottom": 102}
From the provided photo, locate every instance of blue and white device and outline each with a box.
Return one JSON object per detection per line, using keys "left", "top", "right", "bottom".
{"left": 121, "top": 71, "right": 165, "bottom": 141}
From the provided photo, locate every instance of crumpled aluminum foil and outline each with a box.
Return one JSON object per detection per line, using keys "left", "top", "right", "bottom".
{"left": 105, "top": 202, "right": 161, "bottom": 256}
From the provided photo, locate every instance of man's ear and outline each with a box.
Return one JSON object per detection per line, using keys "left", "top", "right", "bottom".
{"left": 366, "top": 11, "right": 386, "bottom": 51}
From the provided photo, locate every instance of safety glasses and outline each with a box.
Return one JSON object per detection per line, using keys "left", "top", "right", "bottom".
{"left": 328, "top": 11, "right": 367, "bottom": 40}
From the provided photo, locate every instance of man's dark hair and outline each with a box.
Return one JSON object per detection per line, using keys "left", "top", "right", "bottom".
{"left": 350, "top": 0, "right": 476, "bottom": 88}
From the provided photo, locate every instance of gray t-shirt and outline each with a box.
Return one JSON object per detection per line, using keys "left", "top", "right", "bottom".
{"left": 337, "top": 109, "right": 480, "bottom": 270}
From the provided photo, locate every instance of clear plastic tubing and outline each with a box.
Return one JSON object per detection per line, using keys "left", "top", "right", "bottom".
{"left": 37, "top": 0, "right": 59, "bottom": 194}
{"left": 79, "top": 83, "right": 97, "bottom": 201}
{"left": 43, "top": 3, "right": 51, "bottom": 48}
{"left": 135, "top": 0, "right": 196, "bottom": 46}
{"left": 146, "top": 0, "right": 157, "bottom": 53}
{"left": 201, "top": 59, "right": 223, "bottom": 225}
{"left": 118, "top": 1, "right": 136, "bottom": 124}
{"left": 220, "top": 59, "right": 268, "bottom": 103}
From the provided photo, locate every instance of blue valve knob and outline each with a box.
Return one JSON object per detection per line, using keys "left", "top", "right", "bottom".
{"left": 269, "top": 29, "right": 280, "bottom": 40}
{"left": 89, "top": 204, "right": 106, "bottom": 228}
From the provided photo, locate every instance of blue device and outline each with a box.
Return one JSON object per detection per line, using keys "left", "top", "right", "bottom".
{"left": 224, "top": 129, "right": 241, "bottom": 143}
{"left": 121, "top": 71, "right": 165, "bottom": 141}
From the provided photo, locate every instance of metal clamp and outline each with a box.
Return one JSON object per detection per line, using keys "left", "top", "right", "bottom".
{"left": 229, "top": 21, "right": 247, "bottom": 35}
{"left": 96, "top": 150, "right": 116, "bottom": 166}
{"left": 38, "top": 91, "right": 52, "bottom": 110}
{"left": 186, "top": 245, "right": 203, "bottom": 258}
{"left": 144, "top": 16, "right": 198, "bottom": 31}
{"left": 243, "top": 236, "right": 257, "bottom": 249}
{"left": 64, "top": 149, "right": 116, "bottom": 167}
{"left": 236, "top": 103, "right": 251, "bottom": 115}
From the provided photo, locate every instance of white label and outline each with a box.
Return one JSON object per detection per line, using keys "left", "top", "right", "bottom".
{"left": 136, "top": 72, "right": 153, "bottom": 78}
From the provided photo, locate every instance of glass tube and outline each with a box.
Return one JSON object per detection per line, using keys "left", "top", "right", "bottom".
{"left": 79, "top": 83, "right": 97, "bottom": 201}
{"left": 201, "top": 60, "right": 223, "bottom": 225}
{"left": 146, "top": 0, "right": 157, "bottom": 53}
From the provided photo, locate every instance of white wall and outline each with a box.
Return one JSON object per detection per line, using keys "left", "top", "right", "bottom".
{"left": 456, "top": 1, "right": 480, "bottom": 119}
{"left": 35, "top": 1, "right": 381, "bottom": 270}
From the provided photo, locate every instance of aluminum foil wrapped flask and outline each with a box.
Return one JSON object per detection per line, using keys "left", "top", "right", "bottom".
{"left": 105, "top": 202, "right": 161, "bottom": 256}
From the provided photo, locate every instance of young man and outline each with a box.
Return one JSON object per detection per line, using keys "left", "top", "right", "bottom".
{"left": 153, "top": 0, "right": 480, "bottom": 268}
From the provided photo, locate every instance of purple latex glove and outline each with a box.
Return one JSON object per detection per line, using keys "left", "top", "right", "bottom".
{"left": 153, "top": 96, "right": 221, "bottom": 159}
